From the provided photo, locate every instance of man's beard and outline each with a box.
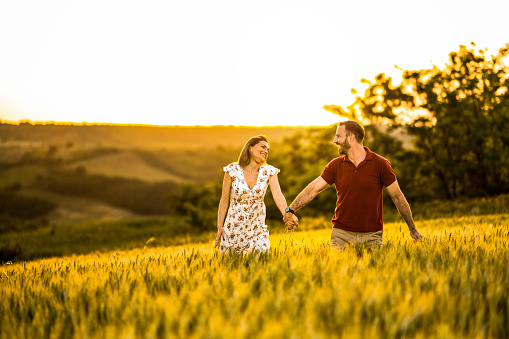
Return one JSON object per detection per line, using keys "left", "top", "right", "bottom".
{"left": 337, "top": 139, "right": 351, "bottom": 155}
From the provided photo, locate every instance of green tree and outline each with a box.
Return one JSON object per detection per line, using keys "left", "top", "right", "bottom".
{"left": 333, "top": 43, "right": 509, "bottom": 199}
{"left": 166, "top": 181, "right": 222, "bottom": 231}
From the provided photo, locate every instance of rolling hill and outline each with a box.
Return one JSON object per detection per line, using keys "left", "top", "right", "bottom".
{"left": 68, "top": 151, "right": 189, "bottom": 183}
{"left": 0, "top": 123, "right": 315, "bottom": 227}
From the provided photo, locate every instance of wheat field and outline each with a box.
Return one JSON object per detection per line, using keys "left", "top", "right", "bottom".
{"left": 1, "top": 214, "right": 508, "bottom": 339}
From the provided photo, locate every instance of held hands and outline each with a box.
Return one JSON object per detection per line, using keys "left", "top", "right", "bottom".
{"left": 283, "top": 212, "right": 299, "bottom": 230}
{"left": 214, "top": 227, "right": 225, "bottom": 248}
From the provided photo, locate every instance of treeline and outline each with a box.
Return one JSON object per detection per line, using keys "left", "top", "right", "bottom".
{"left": 168, "top": 43, "right": 509, "bottom": 231}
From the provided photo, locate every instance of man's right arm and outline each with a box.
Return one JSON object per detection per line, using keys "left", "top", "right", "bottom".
{"left": 284, "top": 176, "right": 330, "bottom": 228}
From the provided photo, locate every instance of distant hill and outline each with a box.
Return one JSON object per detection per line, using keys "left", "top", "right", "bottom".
{"left": 0, "top": 123, "right": 322, "bottom": 227}
{"left": 0, "top": 123, "right": 310, "bottom": 149}
{"left": 69, "top": 151, "right": 189, "bottom": 183}
{"left": 23, "top": 188, "right": 138, "bottom": 225}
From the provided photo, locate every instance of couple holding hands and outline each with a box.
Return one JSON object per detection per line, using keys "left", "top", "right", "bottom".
{"left": 214, "top": 120, "right": 422, "bottom": 253}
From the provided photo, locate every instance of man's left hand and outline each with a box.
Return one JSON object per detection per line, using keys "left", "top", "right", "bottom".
{"left": 409, "top": 228, "right": 422, "bottom": 241}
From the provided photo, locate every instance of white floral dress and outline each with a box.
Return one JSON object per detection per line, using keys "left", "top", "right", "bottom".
{"left": 221, "top": 163, "right": 280, "bottom": 253}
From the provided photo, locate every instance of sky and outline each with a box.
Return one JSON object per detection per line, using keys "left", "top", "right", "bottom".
{"left": 0, "top": 0, "right": 508, "bottom": 127}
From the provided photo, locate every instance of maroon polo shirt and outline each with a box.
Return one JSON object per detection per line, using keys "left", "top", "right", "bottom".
{"left": 320, "top": 147, "right": 396, "bottom": 232}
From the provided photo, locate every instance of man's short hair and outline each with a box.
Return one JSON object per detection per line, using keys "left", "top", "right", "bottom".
{"left": 339, "top": 120, "right": 365, "bottom": 143}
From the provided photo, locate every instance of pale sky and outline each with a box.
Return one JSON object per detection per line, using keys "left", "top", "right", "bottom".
{"left": 0, "top": 0, "right": 508, "bottom": 126}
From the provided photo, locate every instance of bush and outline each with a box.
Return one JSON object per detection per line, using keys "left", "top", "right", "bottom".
{"left": 0, "top": 214, "right": 18, "bottom": 233}
{"left": 0, "top": 243, "right": 24, "bottom": 263}
{"left": 167, "top": 181, "right": 221, "bottom": 231}
{"left": 0, "top": 192, "right": 56, "bottom": 219}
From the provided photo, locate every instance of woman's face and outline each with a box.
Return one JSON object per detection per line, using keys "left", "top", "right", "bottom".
{"left": 250, "top": 141, "right": 269, "bottom": 163}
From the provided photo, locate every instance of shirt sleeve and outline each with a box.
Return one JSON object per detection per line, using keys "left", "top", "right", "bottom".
{"left": 381, "top": 159, "right": 397, "bottom": 187}
{"left": 320, "top": 159, "right": 337, "bottom": 185}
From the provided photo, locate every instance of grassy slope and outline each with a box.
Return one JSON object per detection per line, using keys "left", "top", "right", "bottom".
{"left": 133, "top": 148, "right": 239, "bottom": 184}
{"left": 0, "top": 216, "right": 201, "bottom": 259}
{"left": 0, "top": 165, "right": 143, "bottom": 226}
{"left": 23, "top": 189, "right": 138, "bottom": 225}
{"left": 68, "top": 151, "right": 190, "bottom": 183}
{"left": 0, "top": 165, "right": 46, "bottom": 188}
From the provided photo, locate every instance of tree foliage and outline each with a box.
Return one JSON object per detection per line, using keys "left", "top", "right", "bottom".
{"left": 336, "top": 43, "right": 509, "bottom": 199}
{"left": 166, "top": 181, "right": 222, "bottom": 231}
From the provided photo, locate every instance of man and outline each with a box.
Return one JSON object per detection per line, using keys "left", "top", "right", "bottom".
{"left": 283, "top": 120, "right": 422, "bottom": 249}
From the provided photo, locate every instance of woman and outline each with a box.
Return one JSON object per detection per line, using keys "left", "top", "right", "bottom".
{"left": 214, "top": 135, "right": 288, "bottom": 253}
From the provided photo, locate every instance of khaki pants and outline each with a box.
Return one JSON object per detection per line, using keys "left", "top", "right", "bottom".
{"left": 331, "top": 228, "right": 383, "bottom": 250}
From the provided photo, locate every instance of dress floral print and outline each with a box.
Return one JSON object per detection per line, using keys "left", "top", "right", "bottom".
{"left": 221, "top": 163, "right": 280, "bottom": 253}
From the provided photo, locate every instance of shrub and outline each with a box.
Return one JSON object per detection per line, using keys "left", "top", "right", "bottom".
{"left": 0, "top": 192, "right": 56, "bottom": 219}
{"left": 0, "top": 243, "right": 24, "bottom": 263}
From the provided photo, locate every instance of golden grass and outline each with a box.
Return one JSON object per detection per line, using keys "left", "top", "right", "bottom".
{"left": 1, "top": 214, "right": 508, "bottom": 338}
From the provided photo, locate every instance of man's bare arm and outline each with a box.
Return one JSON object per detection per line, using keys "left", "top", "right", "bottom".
{"left": 284, "top": 176, "right": 330, "bottom": 228}
{"left": 386, "top": 180, "right": 422, "bottom": 241}
{"left": 290, "top": 176, "right": 330, "bottom": 211}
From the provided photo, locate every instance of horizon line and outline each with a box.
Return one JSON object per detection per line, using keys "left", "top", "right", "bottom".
{"left": 0, "top": 118, "right": 340, "bottom": 129}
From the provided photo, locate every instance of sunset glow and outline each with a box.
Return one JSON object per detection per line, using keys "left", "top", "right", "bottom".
{"left": 0, "top": 0, "right": 508, "bottom": 126}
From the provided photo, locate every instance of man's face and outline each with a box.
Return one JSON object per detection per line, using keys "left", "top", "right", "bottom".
{"left": 333, "top": 126, "right": 351, "bottom": 155}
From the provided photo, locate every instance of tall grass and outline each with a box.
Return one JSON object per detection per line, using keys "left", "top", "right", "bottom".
{"left": 1, "top": 213, "right": 508, "bottom": 338}
{"left": 0, "top": 217, "right": 200, "bottom": 261}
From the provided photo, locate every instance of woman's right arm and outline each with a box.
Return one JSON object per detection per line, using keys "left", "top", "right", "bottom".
{"left": 215, "top": 172, "right": 232, "bottom": 248}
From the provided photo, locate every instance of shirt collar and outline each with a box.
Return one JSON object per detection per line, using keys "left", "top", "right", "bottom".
{"left": 364, "top": 147, "right": 373, "bottom": 161}
{"left": 342, "top": 146, "right": 373, "bottom": 163}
